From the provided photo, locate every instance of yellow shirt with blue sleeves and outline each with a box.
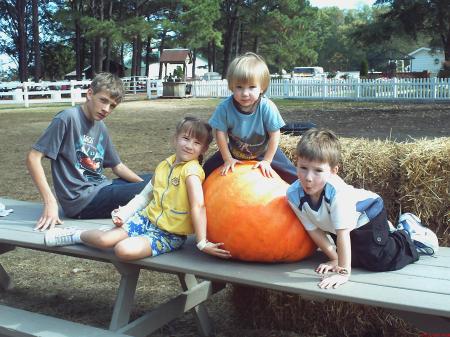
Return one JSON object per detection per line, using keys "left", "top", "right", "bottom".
{"left": 142, "top": 154, "right": 205, "bottom": 235}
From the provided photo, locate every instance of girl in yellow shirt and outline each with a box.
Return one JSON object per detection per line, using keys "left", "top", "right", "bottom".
{"left": 45, "top": 116, "right": 231, "bottom": 260}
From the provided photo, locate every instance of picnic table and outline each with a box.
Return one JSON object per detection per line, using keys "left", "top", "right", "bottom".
{"left": 0, "top": 197, "right": 449, "bottom": 336}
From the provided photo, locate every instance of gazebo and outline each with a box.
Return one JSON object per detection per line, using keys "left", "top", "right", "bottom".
{"left": 159, "top": 48, "right": 192, "bottom": 80}
{"left": 159, "top": 49, "right": 192, "bottom": 97}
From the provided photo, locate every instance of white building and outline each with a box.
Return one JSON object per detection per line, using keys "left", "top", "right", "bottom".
{"left": 408, "top": 47, "right": 445, "bottom": 76}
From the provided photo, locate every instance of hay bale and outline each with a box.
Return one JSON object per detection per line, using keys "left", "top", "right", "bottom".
{"left": 339, "top": 138, "right": 401, "bottom": 223}
{"left": 397, "top": 137, "right": 450, "bottom": 246}
{"left": 232, "top": 286, "right": 419, "bottom": 337}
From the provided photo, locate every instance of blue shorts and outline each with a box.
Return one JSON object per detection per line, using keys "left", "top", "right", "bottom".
{"left": 123, "top": 211, "right": 186, "bottom": 256}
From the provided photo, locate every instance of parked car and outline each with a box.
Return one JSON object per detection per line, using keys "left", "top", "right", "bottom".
{"left": 292, "top": 66, "right": 325, "bottom": 79}
{"left": 202, "top": 72, "right": 222, "bottom": 80}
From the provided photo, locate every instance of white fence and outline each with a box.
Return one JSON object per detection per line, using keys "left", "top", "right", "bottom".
{"left": 0, "top": 77, "right": 163, "bottom": 107}
{"left": 191, "top": 78, "right": 450, "bottom": 101}
{"left": 1, "top": 77, "right": 449, "bottom": 107}
{"left": 0, "top": 80, "right": 91, "bottom": 107}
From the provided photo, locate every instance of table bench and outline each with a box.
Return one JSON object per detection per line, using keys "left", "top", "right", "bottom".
{"left": 0, "top": 198, "right": 449, "bottom": 336}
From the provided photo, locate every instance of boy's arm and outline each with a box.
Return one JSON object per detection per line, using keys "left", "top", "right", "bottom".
{"left": 317, "top": 228, "right": 352, "bottom": 289}
{"left": 26, "top": 149, "right": 63, "bottom": 230}
{"left": 253, "top": 129, "right": 280, "bottom": 177}
{"left": 308, "top": 228, "right": 339, "bottom": 266}
{"left": 263, "top": 129, "right": 280, "bottom": 163}
{"left": 186, "top": 175, "right": 231, "bottom": 259}
{"left": 215, "top": 129, "right": 241, "bottom": 175}
{"left": 111, "top": 162, "right": 143, "bottom": 182}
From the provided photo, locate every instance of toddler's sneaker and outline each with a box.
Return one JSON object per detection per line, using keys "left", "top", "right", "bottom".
{"left": 45, "top": 227, "right": 79, "bottom": 247}
{"left": 397, "top": 213, "right": 439, "bottom": 256}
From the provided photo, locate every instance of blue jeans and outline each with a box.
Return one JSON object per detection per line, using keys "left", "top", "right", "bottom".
{"left": 76, "top": 174, "right": 152, "bottom": 219}
{"left": 203, "top": 148, "right": 297, "bottom": 184}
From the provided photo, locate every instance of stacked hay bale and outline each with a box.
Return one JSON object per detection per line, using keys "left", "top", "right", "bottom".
{"left": 232, "top": 286, "right": 418, "bottom": 336}
{"left": 232, "top": 135, "right": 449, "bottom": 336}
{"left": 397, "top": 137, "right": 450, "bottom": 246}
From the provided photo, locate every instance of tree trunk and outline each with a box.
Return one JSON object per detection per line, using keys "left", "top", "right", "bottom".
{"left": 235, "top": 20, "right": 241, "bottom": 57}
{"left": 191, "top": 49, "right": 196, "bottom": 79}
{"left": 212, "top": 42, "right": 216, "bottom": 72}
{"left": 104, "top": 0, "right": 113, "bottom": 73}
{"left": 145, "top": 36, "right": 152, "bottom": 77}
{"left": 158, "top": 29, "right": 168, "bottom": 79}
{"left": 221, "top": 1, "right": 239, "bottom": 78}
{"left": 31, "top": 0, "right": 41, "bottom": 81}
{"left": 136, "top": 36, "right": 142, "bottom": 76}
{"left": 131, "top": 37, "right": 137, "bottom": 77}
{"left": 74, "top": 0, "right": 83, "bottom": 80}
{"left": 208, "top": 41, "right": 212, "bottom": 72}
{"left": 90, "top": 0, "right": 97, "bottom": 75}
{"left": 16, "top": 0, "right": 28, "bottom": 82}
{"left": 442, "top": 31, "right": 450, "bottom": 66}
{"left": 96, "top": 0, "right": 104, "bottom": 72}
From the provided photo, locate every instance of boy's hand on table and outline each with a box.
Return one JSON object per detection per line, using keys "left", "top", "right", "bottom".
{"left": 318, "top": 273, "right": 349, "bottom": 289}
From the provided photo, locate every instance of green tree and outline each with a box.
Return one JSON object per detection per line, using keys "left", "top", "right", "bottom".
{"left": 41, "top": 41, "right": 75, "bottom": 80}
{"left": 258, "top": 1, "right": 318, "bottom": 74}
{"left": 374, "top": 1, "right": 450, "bottom": 61}
{"left": 216, "top": 0, "right": 318, "bottom": 76}
{"left": 178, "top": 0, "right": 221, "bottom": 78}
{"left": 0, "top": 0, "right": 28, "bottom": 81}
{"left": 360, "top": 59, "right": 369, "bottom": 77}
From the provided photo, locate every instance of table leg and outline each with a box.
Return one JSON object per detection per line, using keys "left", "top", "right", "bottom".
{"left": 109, "top": 262, "right": 141, "bottom": 331}
{"left": 0, "top": 244, "right": 15, "bottom": 291}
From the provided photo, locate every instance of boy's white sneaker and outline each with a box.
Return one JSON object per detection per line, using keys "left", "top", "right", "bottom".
{"left": 45, "top": 227, "right": 79, "bottom": 247}
{"left": 397, "top": 213, "right": 439, "bottom": 256}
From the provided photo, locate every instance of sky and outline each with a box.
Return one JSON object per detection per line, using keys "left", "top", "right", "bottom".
{"left": 309, "top": 0, "right": 376, "bottom": 10}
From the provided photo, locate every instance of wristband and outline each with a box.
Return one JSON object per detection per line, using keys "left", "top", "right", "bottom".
{"left": 337, "top": 267, "right": 350, "bottom": 275}
{"left": 196, "top": 239, "right": 208, "bottom": 251}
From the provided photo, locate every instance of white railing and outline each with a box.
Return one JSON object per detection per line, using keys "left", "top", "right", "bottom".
{"left": 0, "top": 80, "right": 91, "bottom": 107}
{"left": 0, "top": 78, "right": 164, "bottom": 107}
{"left": 2, "top": 77, "right": 449, "bottom": 107}
{"left": 190, "top": 78, "right": 450, "bottom": 101}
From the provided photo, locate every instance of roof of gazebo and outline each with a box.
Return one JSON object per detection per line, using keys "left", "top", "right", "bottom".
{"left": 159, "top": 49, "right": 192, "bottom": 64}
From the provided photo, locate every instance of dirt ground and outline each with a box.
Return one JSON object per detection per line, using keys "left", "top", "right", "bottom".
{"left": 0, "top": 98, "right": 449, "bottom": 337}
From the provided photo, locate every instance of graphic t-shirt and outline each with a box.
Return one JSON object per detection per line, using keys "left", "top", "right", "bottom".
{"left": 209, "top": 95, "right": 285, "bottom": 159}
{"left": 33, "top": 106, "right": 120, "bottom": 216}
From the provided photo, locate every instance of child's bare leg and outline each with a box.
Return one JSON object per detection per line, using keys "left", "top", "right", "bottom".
{"left": 81, "top": 227, "right": 128, "bottom": 249}
{"left": 114, "top": 236, "right": 152, "bottom": 261}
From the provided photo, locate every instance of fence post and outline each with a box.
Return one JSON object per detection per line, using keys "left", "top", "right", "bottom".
{"left": 393, "top": 78, "right": 398, "bottom": 98}
{"left": 70, "top": 80, "right": 75, "bottom": 106}
{"left": 322, "top": 78, "right": 327, "bottom": 99}
{"left": 23, "top": 82, "right": 29, "bottom": 108}
{"left": 431, "top": 77, "right": 437, "bottom": 99}
{"left": 356, "top": 78, "right": 361, "bottom": 100}
{"left": 283, "top": 79, "right": 289, "bottom": 98}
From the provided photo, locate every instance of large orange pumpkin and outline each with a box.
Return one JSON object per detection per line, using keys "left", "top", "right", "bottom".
{"left": 203, "top": 161, "right": 317, "bottom": 262}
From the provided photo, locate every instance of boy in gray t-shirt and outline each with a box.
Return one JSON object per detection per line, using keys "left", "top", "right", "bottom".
{"left": 27, "top": 73, "right": 150, "bottom": 231}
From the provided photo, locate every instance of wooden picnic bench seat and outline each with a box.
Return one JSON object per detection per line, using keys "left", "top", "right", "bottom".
{"left": 0, "top": 197, "right": 449, "bottom": 336}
